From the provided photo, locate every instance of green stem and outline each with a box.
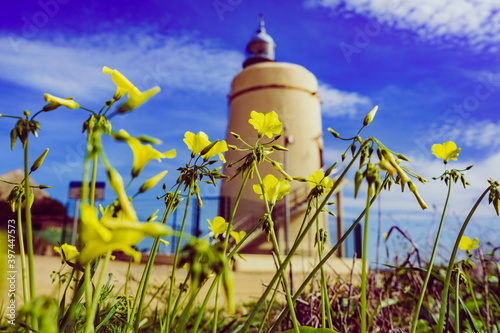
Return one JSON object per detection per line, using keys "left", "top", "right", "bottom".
{"left": 361, "top": 185, "right": 373, "bottom": 333}
{"left": 190, "top": 167, "right": 252, "bottom": 333}
{"left": 89, "top": 153, "right": 98, "bottom": 207}
{"left": 84, "top": 263, "right": 92, "bottom": 323}
{"left": 129, "top": 185, "right": 181, "bottom": 332}
{"left": 256, "top": 276, "right": 281, "bottom": 333}
{"left": 270, "top": 227, "right": 300, "bottom": 333}
{"left": 190, "top": 274, "right": 220, "bottom": 333}
{"left": 84, "top": 251, "right": 112, "bottom": 333}
{"left": 316, "top": 211, "right": 333, "bottom": 329}
{"left": 23, "top": 131, "right": 37, "bottom": 330}
{"left": 212, "top": 279, "right": 221, "bottom": 333}
{"left": 466, "top": 269, "right": 485, "bottom": 325}
{"left": 269, "top": 176, "right": 387, "bottom": 333}
{"left": 124, "top": 257, "right": 132, "bottom": 295}
{"left": 410, "top": 181, "right": 453, "bottom": 333}
{"left": 165, "top": 178, "right": 195, "bottom": 332}
{"left": 17, "top": 197, "right": 29, "bottom": 305}
{"left": 242, "top": 141, "right": 371, "bottom": 333}
{"left": 455, "top": 272, "right": 460, "bottom": 332}
{"left": 253, "top": 164, "right": 299, "bottom": 333}
{"left": 436, "top": 187, "right": 490, "bottom": 333}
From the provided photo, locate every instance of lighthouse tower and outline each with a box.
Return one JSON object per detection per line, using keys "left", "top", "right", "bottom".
{"left": 220, "top": 16, "right": 330, "bottom": 256}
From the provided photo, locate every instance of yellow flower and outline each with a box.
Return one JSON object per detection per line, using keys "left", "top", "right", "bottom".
{"left": 138, "top": 170, "right": 168, "bottom": 194}
{"left": 115, "top": 86, "right": 161, "bottom": 114}
{"left": 183, "top": 131, "right": 228, "bottom": 162}
{"left": 54, "top": 243, "right": 80, "bottom": 261}
{"left": 230, "top": 230, "right": 246, "bottom": 244}
{"left": 79, "top": 204, "right": 171, "bottom": 264}
{"left": 184, "top": 131, "right": 210, "bottom": 156}
{"left": 253, "top": 174, "right": 291, "bottom": 206}
{"left": 307, "top": 170, "right": 334, "bottom": 195}
{"left": 113, "top": 129, "right": 176, "bottom": 178}
{"left": 208, "top": 216, "right": 229, "bottom": 239}
{"left": 103, "top": 66, "right": 141, "bottom": 101}
{"left": 43, "top": 94, "right": 79, "bottom": 110}
{"left": 459, "top": 236, "right": 479, "bottom": 252}
{"left": 248, "top": 111, "right": 283, "bottom": 138}
{"left": 432, "top": 141, "right": 461, "bottom": 164}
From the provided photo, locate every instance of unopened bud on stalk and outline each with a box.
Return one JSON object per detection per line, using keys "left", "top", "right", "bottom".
{"left": 139, "top": 171, "right": 168, "bottom": 194}
{"left": 408, "top": 181, "right": 428, "bottom": 210}
{"left": 293, "top": 177, "right": 308, "bottom": 182}
{"left": 328, "top": 128, "right": 340, "bottom": 138}
{"left": 271, "top": 144, "right": 289, "bottom": 151}
{"left": 354, "top": 170, "right": 363, "bottom": 199}
{"left": 30, "top": 148, "right": 49, "bottom": 173}
{"left": 396, "top": 153, "right": 411, "bottom": 162}
{"left": 363, "top": 105, "right": 378, "bottom": 126}
{"left": 230, "top": 132, "right": 240, "bottom": 139}
{"left": 271, "top": 160, "right": 293, "bottom": 181}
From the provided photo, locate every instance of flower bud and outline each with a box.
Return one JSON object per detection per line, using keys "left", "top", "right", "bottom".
{"left": 351, "top": 144, "right": 356, "bottom": 157}
{"left": 30, "top": 148, "right": 49, "bottom": 173}
{"left": 10, "top": 128, "right": 17, "bottom": 150}
{"left": 271, "top": 160, "right": 293, "bottom": 181}
{"left": 363, "top": 105, "right": 378, "bottom": 126}
{"left": 354, "top": 170, "right": 363, "bottom": 198}
{"left": 200, "top": 140, "right": 219, "bottom": 156}
{"left": 324, "top": 162, "right": 337, "bottom": 177}
{"left": 139, "top": 170, "right": 168, "bottom": 194}
{"left": 271, "top": 144, "right": 289, "bottom": 151}
{"left": 328, "top": 128, "right": 340, "bottom": 138}
{"left": 396, "top": 153, "right": 411, "bottom": 162}
{"left": 408, "top": 181, "right": 428, "bottom": 210}
{"left": 293, "top": 177, "right": 308, "bottom": 182}
{"left": 230, "top": 132, "right": 240, "bottom": 139}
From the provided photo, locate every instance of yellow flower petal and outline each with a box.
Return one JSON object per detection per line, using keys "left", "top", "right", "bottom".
{"left": 459, "top": 236, "right": 479, "bottom": 252}
{"left": 253, "top": 174, "right": 291, "bottom": 206}
{"left": 183, "top": 131, "right": 211, "bottom": 156}
{"left": 103, "top": 66, "right": 140, "bottom": 101}
{"left": 307, "top": 170, "right": 333, "bottom": 194}
{"left": 116, "top": 86, "right": 160, "bottom": 114}
{"left": 54, "top": 243, "right": 80, "bottom": 261}
{"left": 208, "top": 216, "right": 229, "bottom": 239}
{"left": 230, "top": 230, "right": 246, "bottom": 244}
{"left": 44, "top": 93, "right": 79, "bottom": 110}
{"left": 432, "top": 141, "right": 460, "bottom": 164}
{"left": 248, "top": 111, "right": 283, "bottom": 138}
{"left": 113, "top": 129, "right": 176, "bottom": 178}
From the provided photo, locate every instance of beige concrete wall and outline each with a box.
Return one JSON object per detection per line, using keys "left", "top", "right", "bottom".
{"left": 221, "top": 62, "right": 328, "bottom": 255}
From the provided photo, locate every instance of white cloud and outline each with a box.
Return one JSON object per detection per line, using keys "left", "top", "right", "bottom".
{"left": 417, "top": 119, "right": 500, "bottom": 153}
{"left": 0, "top": 32, "right": 244, "bottom": 101}
{"left": 318, "top": 81, "right": 371, "bottom": 117}
{"left": 305, "top": 0, "right": 500, "bottom": 50}
{"left": 452, "top": 120, "right": 500, "bottom": 148}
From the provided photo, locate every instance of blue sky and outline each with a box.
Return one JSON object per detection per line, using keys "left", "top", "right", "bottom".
{"left": 1, "top": 0, "right": 499, "bottom": 262}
